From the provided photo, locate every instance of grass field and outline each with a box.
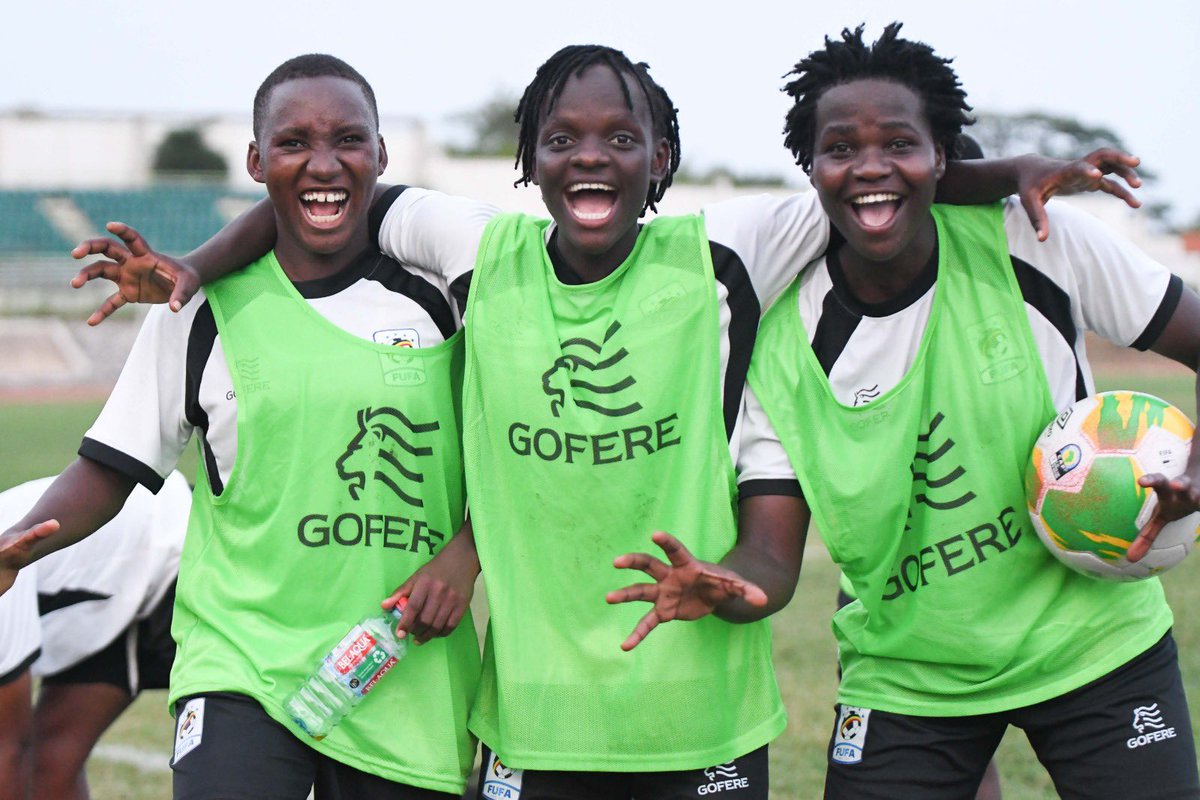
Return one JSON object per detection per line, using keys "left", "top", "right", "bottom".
{"left": 2, "top": 358, "right": 1198, "bottom": 798}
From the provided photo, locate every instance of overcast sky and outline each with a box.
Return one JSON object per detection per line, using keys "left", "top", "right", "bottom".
{"left": 9, "top": 0, "right": 1198, "bottom": 226}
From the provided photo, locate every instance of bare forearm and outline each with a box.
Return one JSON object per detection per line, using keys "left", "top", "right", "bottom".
{"left": 716, "top": 494, "right": 808, "bottom": 623}
{"left": 4, "top": 458, "right": 135, "bottom": 563}
{"left": 183, "top": 198, "right": 277, "bottom": 283}
{"left": 438, "top": 516, "right": 480, "bottom": 579}
{"left": 935, "top": 158, "right": 1021, "bottom": 204}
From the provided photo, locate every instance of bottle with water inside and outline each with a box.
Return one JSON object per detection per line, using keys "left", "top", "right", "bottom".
{"left": 284, "top": 601, "right": 407, "bottom": 740}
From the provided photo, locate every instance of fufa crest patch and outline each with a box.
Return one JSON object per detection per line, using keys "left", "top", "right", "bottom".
{"left": 832, "top": 704, "right": 871, "bottom": 765}
{"left": 173, "top": 697, "right": 205, "bottom": 764}
{"left": 481, "top": 750, "right": 523, "bottom": 798}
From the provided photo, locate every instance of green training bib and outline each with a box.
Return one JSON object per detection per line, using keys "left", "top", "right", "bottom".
{"left": 463, "top": 214, "right": 784, "bottom": 770}
{"left": 750, "top": 204, "right": 1170, "bottom": 715}
{"left": 173, "top": 252, "right": 479, "bottom": 793}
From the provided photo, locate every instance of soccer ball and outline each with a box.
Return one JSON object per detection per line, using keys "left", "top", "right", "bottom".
{"left": 1025, "top": 390, "right": 1200, "bottom": 581}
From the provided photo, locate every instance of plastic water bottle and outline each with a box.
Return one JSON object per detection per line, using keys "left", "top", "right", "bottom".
{"left": 284, "top": 602, "right": 407, "bottom": 739}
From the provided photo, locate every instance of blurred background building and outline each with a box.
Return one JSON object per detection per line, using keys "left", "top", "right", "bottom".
{"left": 1, "top": 108, "right": 1197, "bottom": 394}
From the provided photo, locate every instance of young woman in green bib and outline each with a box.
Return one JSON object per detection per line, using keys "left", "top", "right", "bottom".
{"left": 0, "top": 56, "right": 480, "bottom": 799}
{"left": 65, "top": 44, "right": 1150, "bottom": 799}
{"left": 745, "top": 24, "right": 1200, "bottom": 798}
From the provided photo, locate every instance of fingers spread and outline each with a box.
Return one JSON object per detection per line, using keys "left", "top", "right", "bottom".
{"left": 621, "top": 611, "right": 662, "bottom": 652}
{"left": 71, "top": 260, "right": 121, "bottom": 288}
{"left": 72, "top": 238, "right": 130, "bottom": 263}
{"left": 606, "top": 582, "right": 658, "bottom": 605}
{"left": 651, "top": 530, "right": 695, "bottom": 568}
{"left": 87, "top": 292, "right": 129, "bottom": 327}
{"left": 107, "top": 221, "right": 152, "bottom": 257}
{"left": 613, "top": 552, "right": 670, "bottom": 581}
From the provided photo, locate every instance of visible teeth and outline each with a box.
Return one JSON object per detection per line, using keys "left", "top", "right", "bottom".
{"left": 851, "top": 193, "right": 901, "bottom": 205}
{"left": 301, "top": 190, "right": 348, "bottom": 203}
{"left": 568, "top": 183, "right": 615, "bottom": 193}
{"left": 574, "top": 211, "right": 611, "bottom": 221}
{"left": 305, "top": 207, "right": 345, "bottom": 223}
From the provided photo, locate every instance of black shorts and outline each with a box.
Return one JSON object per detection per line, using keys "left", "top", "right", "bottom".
{"left": 41, "top": 580, "right": 176, "bottom": 695}
{"left": 171, "top": 692, "right": 458, "bottom": 800}
{"left": 476, "top": 743, "right": 768, "bottom": 800}
{"left": 825, "top": 631, "right": 1200, "bottom": 800}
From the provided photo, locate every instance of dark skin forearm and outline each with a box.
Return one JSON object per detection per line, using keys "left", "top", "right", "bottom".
{"left": 715, "top": 494, "right": 808, "bottom": 623}
{"left": 183, "top": 198, "right": 277, "bottom": 283}
{"left": 1, "top": 457, "right": 135, "bottom": 564}
{"left": 184, "top": 183, "right": 397, "bottom": 285}
{"left": 385, "top": 517, "right": 480, "bottom": 644}
{"left": 935, "top": 157, "right": 1021, "bottom": 204}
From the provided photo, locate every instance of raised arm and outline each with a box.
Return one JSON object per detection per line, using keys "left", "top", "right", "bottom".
{"left": 71, "top": 198, "right": 277, "bottom": 324}
{"left": 937, "top": 148, "right": 1142, "bottom": 242}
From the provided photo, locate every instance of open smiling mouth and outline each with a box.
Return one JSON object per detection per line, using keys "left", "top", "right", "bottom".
{"left": 300, "top": 190, "right": 348, "bottom": 225}
{"left": 566, "top": 183, "right": 617, "bottom": 223}
{"left": 850, "top": 192, "right": 902, "bottom": 229}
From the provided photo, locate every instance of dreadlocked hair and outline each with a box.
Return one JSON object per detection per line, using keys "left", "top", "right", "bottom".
{"left": 781, "top": 23, "right": 973, "bottom": 173}
{"left": 513, "top": 44, "right": 682, "bottom": 214}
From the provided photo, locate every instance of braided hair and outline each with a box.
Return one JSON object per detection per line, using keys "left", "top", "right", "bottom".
{"left": 513, "top": 45, "right": 681, "bottom": 213}
{"left": 782, "top": 23, "right": 973, "bottom": 173}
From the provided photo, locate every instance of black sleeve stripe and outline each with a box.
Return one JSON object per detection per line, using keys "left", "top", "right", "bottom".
{"left": 0, "top": 648, "right": 39, "bottom": 686}
{"left": 38, "top": 589, "right": 111, "bottom": 615}
{"left": 1131, "top": 274, "right": 1183, "bottom": 352}
{"left": 450, "top": 271, "right": 473, "bottom": 319}
{"left": 365, "top": 254, "right": 458, "bottom": 341}
{"left": 78, "top": 439, "right": 164, "bottom": 494}
{"left": 369, "top": 185, "right": 410, "bottom": 247}
{"left": 738, "top": 479, "right": 804, "bottom": 500}
{"left": 811, "top": 290, "right": 863, "bottom": 377}
{"left": 710, "top": 241, "right": 761, "bottom": 442}
{"left": 184, "top": 301, "right": 224, "bottom": 497}
{"left": 1010, "top": 255, "right": 1088, "bottom": 402}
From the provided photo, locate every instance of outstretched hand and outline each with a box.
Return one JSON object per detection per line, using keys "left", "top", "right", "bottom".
{"left": 1016, "top": 148, "right": 1142, "bottom": 242}
{"left": 71, "top": 221, "right": 199, "bottom": 325}
{"left": 1126, "top": 473, "right": 1200, "bottom": 563}
{"left": 0, "top": 520, "right": 59, "bottom": 596}
{"left": 607, "top": 531, "right": 767, "bottom": 652}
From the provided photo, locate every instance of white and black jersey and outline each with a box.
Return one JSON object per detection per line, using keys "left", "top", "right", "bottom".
{"left": 739, "top": 198, "right": 1183, "bottom": 490}
{"left": 0, "top": 473, "right": 189, "bottom": 683}
{"left": 81, "top": 249, "right": 458, "bottom": 494}
{"left": 370, "top": 186, "right": 831, "bottom": 486}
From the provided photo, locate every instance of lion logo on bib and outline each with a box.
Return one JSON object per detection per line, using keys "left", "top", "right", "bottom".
{"left": 336, "top": 407, "right": 440, "bottom": 506}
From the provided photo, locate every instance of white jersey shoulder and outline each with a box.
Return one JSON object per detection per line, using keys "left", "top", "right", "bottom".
{"left": 702, "top": 190, "right": 829, "bottom": 312}
{"left": 376, "top": 186, "right": 500, "bottom": 286}
{"left": 739, "top": 197, "right": 1177, "bottom": 484}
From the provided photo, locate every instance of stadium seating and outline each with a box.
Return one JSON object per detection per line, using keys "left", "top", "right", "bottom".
{"left": 0, "top": 191, "right": 74, "bottom": 252}
{"left": 0, "top": 186, "right": 263, "bottom": 258}
{"left": 69, "top": 186, "right": 262, "bottom": 254}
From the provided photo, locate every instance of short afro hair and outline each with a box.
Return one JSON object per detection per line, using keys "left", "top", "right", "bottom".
{"left": 782, "top": 23, "right": 973, "bottom": 173}
{"left": 253, "top": 54, "right": 379, "bottom": 141}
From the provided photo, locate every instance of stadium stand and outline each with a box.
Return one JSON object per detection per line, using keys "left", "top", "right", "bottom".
{"left": 70, "top": 186, "right": 261, "bottom": 253}
{"left": 0, "top": 191, "right": 74, "bottom": 252}
{"left": 0, "top": 186, "right": 261, "bottom": 388}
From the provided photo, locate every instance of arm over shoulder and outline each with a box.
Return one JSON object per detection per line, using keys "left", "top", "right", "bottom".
{"left": 372, "top": 187, "right": 500, "bottom": 286}
{"left": 702, "top": 191, "right": 829, "bottom": 312}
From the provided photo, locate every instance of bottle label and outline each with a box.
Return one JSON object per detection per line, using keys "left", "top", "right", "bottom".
{"left": 325, "top": 625, "right": 397, "bottom": 699}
